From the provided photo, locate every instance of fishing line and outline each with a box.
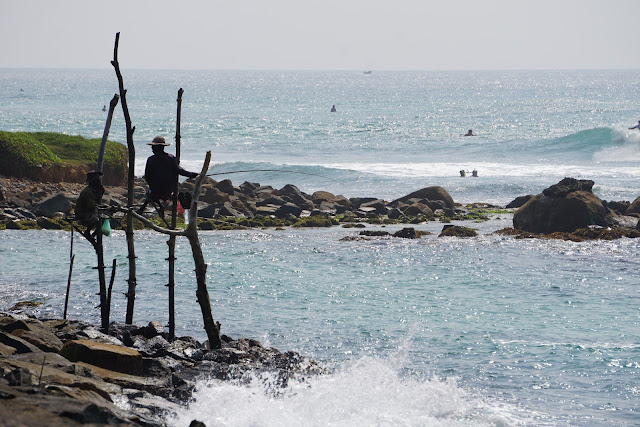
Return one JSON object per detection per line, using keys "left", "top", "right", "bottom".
{"left": 205, "top": 169, "right": 343, "bottom": 184}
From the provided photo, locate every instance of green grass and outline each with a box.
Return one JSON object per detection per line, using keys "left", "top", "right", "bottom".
{"left": 0, "top": 131, "right": 127, "bottom": 173}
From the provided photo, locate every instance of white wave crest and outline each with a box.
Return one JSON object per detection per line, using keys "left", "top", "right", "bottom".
{"left": 170, "top": 355, "right": 521, "bottom": 427}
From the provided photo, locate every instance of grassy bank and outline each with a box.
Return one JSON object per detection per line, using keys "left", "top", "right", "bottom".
{"left": 0, "top": 131, "right": 128, "bottom": 185}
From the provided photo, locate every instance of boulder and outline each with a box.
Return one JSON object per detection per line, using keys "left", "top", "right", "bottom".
{"left": 11, "top": 326, "right": 64, "bottom": 353}
{"left": 277, "top": 184, "right": 303, "bottom": 198}
{"left": 542, "top": 177, "right": 594, "bottom": 198}
{"left": 214, "top": 179, "right": 235, "bottom": 195}
{"left": 312, "top": 191, "right": 350, "bottom": 209}
{"left": 349, "top": 197, "right": 377, "bottom": 210}
{"left": 219, "top": 202, "right": 243, "bottom": 218}
{"left": 402, "top": 202, "right": 433, "bottom": 217}
{"left": 394, "top": 186, "right": 454, "bottom": 209}
{"left": 506, "top": 195, "right": 533, "bottom": 209}
{"left": 239, "top": 181, "right": 260, "bottom": 194}
{"left": 33, "top": 193, "right": 72, "bottom": 217}
{"left": 60, "top": 340, "right": 143, "bottom": 375}
{"left": 141, "top": 321, "right": 165, "bottom": 339}
{"left": 285, "top": 192, "right": 315, "bottom": 211}
{"left": 360, "top": 199, "right": 388, "bottom": 215}
{"left": 387, "top": 208, "right": 404, "bottom": 220}
{"left": 438, "top": 225, "right": 478, "bottom": 237}
{"left": 202, "top": 187, "right": 230, "bottom": 204}
{"left": 0, "top": 331, "right": 42, "bottom": 354}
{"left": 274, "top": 203, "right": 302, "bottom": 218}
{"left": 257, "top": 195, "right": 287, "bottom": 207}
{"left": 627, "top": 196, "right": 640, "bottom": 215}
{"left": 604, "top": 200, "right": 630, "bottom": 215}
{"left": 392, "top": 227, "right": 421, "bottom": 239}
{"left": 513, "top": 187, "right": 607, "bottom": 233}
{"left": 197, "top": 203, "right": 216, "bottom": 219}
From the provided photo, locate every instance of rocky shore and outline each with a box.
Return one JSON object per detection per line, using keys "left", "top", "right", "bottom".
{"left": 1, "top": 175, "right": 639, "bottom": 240}
{"left": 0, "top": 309, "right": 322, "bottom": 426}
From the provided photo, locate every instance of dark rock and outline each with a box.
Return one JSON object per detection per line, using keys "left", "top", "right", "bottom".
{"left": 33, "top": 193, "right": 72, "bottom": 218}
{"left": 402, "top": 202, "right": 433, "bottom": 217}
{"left": 542, "top": 177, "right": 594, "bottom": 198}
{"left": 0, "top": 331, "right": 42, "bottom": 354}
{"left": 627, "top": 196, "right": 640, "bottom": 215}
{"left": 60, "top": 339, "right": 143, "bottom": 375}
{"left": 349, "top": 197, "right": 377, "bottom": 210}
{"left": 239, "top": 181, "right": 260, "bottom": 194}
{"left": 277, "top": 184, "right": 303, "bottom": 198}
{"left": 214, "top": 179, "right": 235, "bottom": 195}
{"left": 11, "top": 326, "right": 64, "bottom": 353}
{"left": 219, "top": 202, "right": 243, "bottom": 218}
{"left": 197, "top": 203, "right": 216, "bottom": 219}
{"left": 360, "top": 199, "right": 388, "bottom": 215}
{"left": 506, "top": 195, "right": 533, "bottom": 209}
{"left": 13, "top": 207, "right": 37, "bottom": 220}
{"left": 393, "top": 186, "right": 455, "bottom": 208}
{"left": 387, "top": 208, "right": 404, "bottom": 219}
{"left": 274, "top": 203, "right": 302, "bottom": 218}
{"left": 286, "top": 192, "right": 315, "bottom": 211}
{"left": 604, "top": 200, "right": 630, "bottom": 215}
{"left": 312, "top": 191, "right": 350, "bottom": 209}
{"left": 201, "top": 187, "right": 230, "bottom": 204}
{"left": 393, "top": 227, "right": 422, "bottom": 239}
{"left": 141, "top": 321, "right": 165, "bottom": 339}
{"left": 359, "top": 230, "right": 390, "bottom": 237}
{"left": 438, "top": 225, "right": 478, "bottom": 237}
{"left": 514, "top": 191, "right": 607, "bottom": 233}
{"left": 36, "top": 217, "right": 63, "bottom": 229}
{"left": 257, "top": 195, "right": 287, "bottom": 207}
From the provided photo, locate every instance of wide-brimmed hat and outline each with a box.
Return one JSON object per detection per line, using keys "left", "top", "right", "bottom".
{"left": 86, "top": 170, "right": 104, "bottom": 183}
{"left": 147, "top": 136, "right": 171, "bottom": 146}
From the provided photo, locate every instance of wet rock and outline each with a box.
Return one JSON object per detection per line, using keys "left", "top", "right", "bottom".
{"left": 514, "top": 189, "right": 607, "bottom": 233}
{"left": 506, "top": 195, "right": 533, "bottom": 209}
{"left": 0, "top": 331, "right": 43, "bottom": 354}
{"left": 627, "top": 196, "right": 640, "bottom": 215}
{"left": 214, "top": 179, "right": 235, "bottom": 195}
{"left": 393, "top": 186, "right": 455, "bottom": 209}
{"left": 60, "top": 340, "right": 143, "bottom": 375}
{"left": 274, "top": 203, "right": 302, "bottom": 218}
{"left": 542, "top": 177, "right": 594, "bottom": 198}
{"left": 33, "top": 193, "right": 73, "bottom": 217}
{"left": 402, "top": 202, "right": 433, "bottom": 217}
{"left": 142, "top": 321, "right": 165, "bottom": 339}
{"left": 438, "top": 225, "right": 478, "bottom": 237}
{"left": 360, "top": 199, "right": 388, "bottom": 215}
{"left": 393, "top": 227, "right": 422, "bottom": 239}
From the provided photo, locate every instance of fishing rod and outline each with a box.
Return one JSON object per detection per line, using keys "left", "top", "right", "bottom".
{"left": 205, "top": 169, "right": 343, "bottom": 184}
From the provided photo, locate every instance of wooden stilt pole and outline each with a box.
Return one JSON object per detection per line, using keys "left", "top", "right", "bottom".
{"left": 167, "top": 88, "right": 184, "bottom": 341}
{"left": 64, "top": 225, "right": 75, "bottom": 320}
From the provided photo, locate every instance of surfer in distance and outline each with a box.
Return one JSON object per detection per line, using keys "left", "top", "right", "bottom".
{"left": 331, "top": 105, "right": 337, "bottom": 112}
{"left": 464, "top": 129, "right": 475, "bottom": 136}
{"left": 628, "top": 120, "right": 640, "bottom": 130}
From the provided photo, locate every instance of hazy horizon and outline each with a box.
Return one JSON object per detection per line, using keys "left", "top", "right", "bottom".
{"left": 2, "top": 0, "right": 639, "bottom": 72}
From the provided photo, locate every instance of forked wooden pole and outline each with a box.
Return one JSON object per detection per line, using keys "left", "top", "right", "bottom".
{"left": 111, "top": 32, "right": 138, "bottom": 325}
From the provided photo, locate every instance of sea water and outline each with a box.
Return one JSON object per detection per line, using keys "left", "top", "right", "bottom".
{"left": 0, "top": 69, "right": 639, "bottom": 425}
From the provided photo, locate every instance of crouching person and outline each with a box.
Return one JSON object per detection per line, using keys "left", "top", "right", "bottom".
{"left": 75, "top": 170, "right": 105, "bottom": 244}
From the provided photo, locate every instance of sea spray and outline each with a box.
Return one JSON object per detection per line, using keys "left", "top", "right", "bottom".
{"left": 171, "top": 355, "right": 518, "bottom": 427}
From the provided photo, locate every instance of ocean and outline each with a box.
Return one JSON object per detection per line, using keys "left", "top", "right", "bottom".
{"left": 1, "top": 68, "right": 639, "bottom": 425}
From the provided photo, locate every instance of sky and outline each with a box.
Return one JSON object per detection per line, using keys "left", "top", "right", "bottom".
{"left": 1, "top": 0, "right": 639, "bottom": 71}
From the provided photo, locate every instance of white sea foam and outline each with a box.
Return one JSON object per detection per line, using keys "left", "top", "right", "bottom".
{"left": 170, "top": 355, "right": 521, "bottom": 427}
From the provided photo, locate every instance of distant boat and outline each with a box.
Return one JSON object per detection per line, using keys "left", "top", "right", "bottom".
{"left": 363, "top": 70, "right": 372, "bottom": 75}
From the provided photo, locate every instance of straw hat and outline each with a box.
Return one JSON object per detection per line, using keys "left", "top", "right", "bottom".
{"left": 147, "top": 136, "right": 171, "bottom": 146}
